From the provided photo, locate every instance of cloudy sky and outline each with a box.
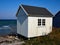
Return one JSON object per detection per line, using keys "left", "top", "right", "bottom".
{"left": 0, "top": 0, "right": 60, "bottom": 19}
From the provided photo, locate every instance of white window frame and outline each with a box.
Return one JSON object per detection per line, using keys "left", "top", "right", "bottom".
{"left": 38, "top": 19, "right": 45, "bottom": 26}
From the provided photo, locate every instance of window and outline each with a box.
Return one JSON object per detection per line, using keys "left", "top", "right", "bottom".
{"left": 42, "top": 19, "right": 45, "bottom": 26}
{"left": 38, "top": 19, "right": 41, "bottom": 26}
{"left": 38, "top": 19, "right": 45, "bottom": 26}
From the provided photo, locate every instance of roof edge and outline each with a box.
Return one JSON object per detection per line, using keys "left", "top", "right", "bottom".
{"left": 21, "top": 4, "right": 28, "bottom": 15}
{"left": 16, "top": 6, "right": 21, "bottom": 16}
{"left": 55, "top": 11, "right": 60, "bottom": 16}
{"left": 28, "top": 14, "right": 53, "bottom": 17}
{"left": 16, "top": 4, "right": 28, "bottom": 17}
{"left": 45, "top": 8, "right": 53, "bottom": 17}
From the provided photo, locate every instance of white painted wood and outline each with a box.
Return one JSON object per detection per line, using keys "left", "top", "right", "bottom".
{"left": 28, "top": 17, "right": 52, "bottom": 38}
{"left": 17, "top": 7, "right": 28, "bottom": 37}
{"left": 17, "top": 20, "right": 21, "bottom": 34}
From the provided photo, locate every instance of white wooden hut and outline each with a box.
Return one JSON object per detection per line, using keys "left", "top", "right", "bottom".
{"left": 16, "top": 4, "right": 53, "bottom": 38}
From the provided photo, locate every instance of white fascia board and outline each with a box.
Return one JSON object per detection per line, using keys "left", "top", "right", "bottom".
{"left": 20, "top": 4, "right": 28, "bottom": 15}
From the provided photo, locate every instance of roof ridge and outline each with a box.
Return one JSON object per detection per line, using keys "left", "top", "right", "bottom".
{"left": 55, "top": 11, "right": 60, "bottom": 16}
{"left": 21, "top": 4, "right": 45, "bottom": 9}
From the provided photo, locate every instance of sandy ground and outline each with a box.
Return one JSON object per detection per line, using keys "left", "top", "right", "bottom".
{"left": 0, "top": 36, "right": 25, "bottom": 45}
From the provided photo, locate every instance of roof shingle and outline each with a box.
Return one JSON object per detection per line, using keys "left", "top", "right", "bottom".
{"left": 16, "top": 4, "right": 53, "bottom": 17}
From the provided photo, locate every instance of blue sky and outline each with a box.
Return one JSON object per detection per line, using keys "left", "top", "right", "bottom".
{"left": 0, "top": 0, "right": 60, "bottom": 19}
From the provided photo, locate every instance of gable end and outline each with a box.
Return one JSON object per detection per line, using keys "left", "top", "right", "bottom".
{"left": 16, "top": 5, "right": 28, "bottom": 16}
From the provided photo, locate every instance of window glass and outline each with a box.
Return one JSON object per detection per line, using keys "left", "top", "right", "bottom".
{"left": 42, "top": 19, "right": 45, "bottom": 26}
{"left": 38, "top": 19, "right": 45, "bottom": 26}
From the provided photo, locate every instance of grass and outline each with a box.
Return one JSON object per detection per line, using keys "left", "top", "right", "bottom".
{"left": 21, "top": 27, "right": 60, "bottom": 45}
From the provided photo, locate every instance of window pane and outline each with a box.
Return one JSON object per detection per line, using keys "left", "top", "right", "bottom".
{"left": 42, "top": 19, "right": 45, "bottom": 22}
{"left": 38, "top": 19, "right": 41, "bottom": 22}
{"left": 42, "top": 23, "right": 45, "bottom": 25}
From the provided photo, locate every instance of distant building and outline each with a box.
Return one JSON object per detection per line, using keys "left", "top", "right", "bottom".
{"left": 16, "top": 4, "right": 53, "bottom": 38}
{"left": 53, "top": 11, "right": 60, "bottom": 27}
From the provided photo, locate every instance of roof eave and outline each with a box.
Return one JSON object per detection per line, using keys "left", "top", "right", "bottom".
{"left": 28, "top": 14, "right": 53, "bottom": 17}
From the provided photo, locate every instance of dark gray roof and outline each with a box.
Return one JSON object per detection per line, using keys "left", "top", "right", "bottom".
{"left": 16, "top": 5, "right": 53, "bottom": 17}
{"left": 55, "top": 11, "right": 60, "bottom": 17}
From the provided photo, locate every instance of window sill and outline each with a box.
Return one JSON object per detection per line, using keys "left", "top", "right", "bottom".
{"left": 37, "top": 25, "right": 45, "bottom": 28}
